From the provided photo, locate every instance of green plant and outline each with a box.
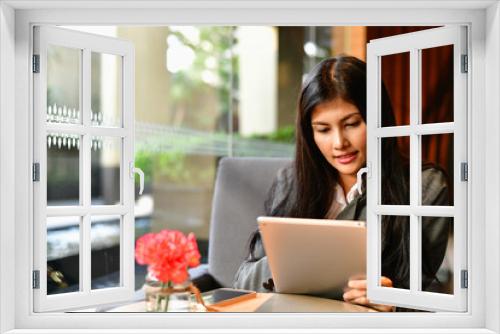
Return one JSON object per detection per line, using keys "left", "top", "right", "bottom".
{"left": 134, "top": 149, "right": 195, "bottom": 187}
{"left": 167, "top": 27, "right": 237, "bottom": 129}
{"left": 247, "top": 125, "right": 295, "bottom": 143}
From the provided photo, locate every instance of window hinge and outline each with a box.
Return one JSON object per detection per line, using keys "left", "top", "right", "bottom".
{"left": 32, "top": 55, "right": 40, "bottom": 73}
{"left": 461, "top": 270, "right": 468, "bottom": 289}
{"left": 32, "top": 270, "right": 40, "bottom": 289}
{"left": 33, "top": 163, "right": 40, "bottom": 182}
{"left": 461, "top": 162, "right": 468, "bottom": 182}
{"left": 461, "top": 54, "right": 468, "bottom": 73}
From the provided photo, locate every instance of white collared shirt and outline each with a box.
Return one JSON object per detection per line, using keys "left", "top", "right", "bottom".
{"left": 325, "top": 182, "right": 361, "bottom": 219}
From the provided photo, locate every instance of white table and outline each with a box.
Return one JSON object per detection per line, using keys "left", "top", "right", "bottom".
{"left": 107, "top": 292, "right": 375, "bottom": 313}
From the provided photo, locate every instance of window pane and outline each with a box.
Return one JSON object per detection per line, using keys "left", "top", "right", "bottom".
{"left": 47, "top": 45, "right": 81, "bottom": 124}
{"left": 91, "top": 136, "right": 121, "bottom": 205}
{"left": 421, "top": 133, "right": 454, "bottom": 206}
{"left": 132, "top": 26, "right": 236, "bottom": 265}
{"left": 134, "top": 216, "right": 151, "bottom": 290}
{"left": 380, "top": 137, "right": 410, "bottom": 205}
{"left": 47, "top": 133, "right": 80, "bottom": 206}
{"left": 91, "top": 53, "right": 123, "bottom": 127}
{"left": 421, "top": 45, "right": 454, "bottom": 124}
{"left": 380, "top": 215, "right": 410, "bottom": 290}
{"left": 232, "top": 26, "right": 295, "bottom": 158}
{"left": 91, "top": 215, "right": 121, "bottom": 290}
{"left": 149, "top": 154, "right": 218, "bottom": 238}
{"left": 47, "top": 216, "right": 81, "bottom": 295}
{"left": 421, "top": 216, "right": 453, "bottom": 294}
{"left": 381, "top": 52, "right": 410, "bottom": 127}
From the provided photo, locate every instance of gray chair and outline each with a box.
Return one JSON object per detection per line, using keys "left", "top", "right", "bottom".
{"left": 191, "top": 156, "right": 291, "bottom": 291}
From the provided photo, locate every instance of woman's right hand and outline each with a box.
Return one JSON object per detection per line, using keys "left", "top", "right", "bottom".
{"left": 343, "top": 275, "right": 395, "bottom": 312}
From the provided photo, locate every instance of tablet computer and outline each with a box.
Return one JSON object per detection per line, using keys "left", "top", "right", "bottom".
{"left": 258, "top": 216, "right": 366, "bottom": 298}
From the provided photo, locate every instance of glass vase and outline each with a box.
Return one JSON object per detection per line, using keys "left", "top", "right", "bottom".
{"left": 144, "top": 277, "right": 192, "bottom": 312}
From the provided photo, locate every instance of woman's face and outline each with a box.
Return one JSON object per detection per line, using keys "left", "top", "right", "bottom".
{"left": 311, "top": 98, "right": 367, "bottom": 179}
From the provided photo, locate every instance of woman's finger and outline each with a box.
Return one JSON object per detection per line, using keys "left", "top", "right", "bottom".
{"left": 349, "top": 296, "right": 370, "bottom": 306}
{"left": 347, "top": 279, "right": 367, "bottom": 289}
{"left": 349, "top": 297, "right": 395, "bottom": 312}
{"left": 347, "top": 274, "right": 366, "bottom": 281}
{"left": 368, "top": 303, "right": 396, "bottom": 312}
{"left": 343, "top": 288, "right": 366, "bottom": 301}
{"left": 349, "top": 297, "right": 394, "bottom": 312}
{"left": 348, "top": 277, "right": 392, "bottom": 289}
{"left": 380, "top": 276, "right": 393, "bottom": 287}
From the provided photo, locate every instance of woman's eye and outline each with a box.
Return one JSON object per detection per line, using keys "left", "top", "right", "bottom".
{"left": 315, "top": 127, "right": 329, "bottom": 133}
{"left": 345, "top": 121, "right": 360, "bottom": 128}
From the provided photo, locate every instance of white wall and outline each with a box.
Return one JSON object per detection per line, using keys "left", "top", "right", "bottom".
{"left": 485, "top": 2, "right": 500, "bottom": 333}
{"left": 0, "top": 2, "right": 16, "bottom": 333}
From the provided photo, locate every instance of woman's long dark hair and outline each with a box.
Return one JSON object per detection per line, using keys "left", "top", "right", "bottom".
{"left": 249, "top": 55, "right": 411, "bottom": 289}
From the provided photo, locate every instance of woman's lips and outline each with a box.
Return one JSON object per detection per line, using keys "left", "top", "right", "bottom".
{"left": 335, "top": 152, "right": 358, "bottom": 164}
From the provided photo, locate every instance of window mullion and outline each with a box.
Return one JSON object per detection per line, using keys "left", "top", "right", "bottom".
{"left": 45, "top": 123, "right": 127, "bottom": 137}
{"left": 375, "top": 205, "right": 455, "bottom": 217}
{"left": 375, "top": 123, "right": 455, "bottom": 138}
{"left": 46, "top": 205, "right": 128, "bottom": 216}
{"left": 81, "top": 47, "right": 91, "bottom": 294}
{"left": 122, "top": 49, "right": 135, "bottom": 292}
{"left": 409, "top": 214, "right": 420, "bottom": 292}
{"left": 409, "top": 48, "right": 421, "bottom": 293}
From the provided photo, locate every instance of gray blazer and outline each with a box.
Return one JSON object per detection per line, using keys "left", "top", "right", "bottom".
{"left": 233, "top": 165, "right": 450, "bottom": 297}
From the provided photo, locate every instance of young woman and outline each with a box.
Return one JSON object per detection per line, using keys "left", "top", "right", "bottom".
{"left": 232, "top": 55, "right": 451, "bottom": 312}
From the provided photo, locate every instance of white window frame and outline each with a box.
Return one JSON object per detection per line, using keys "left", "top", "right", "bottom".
{"left": 0, "top": 1, "right": 499, "bottom": 333}
{"left": 366, "top": 26, "right": 468, "bottom": 312}
{"left": 32, "top": 26, "right": 136, "bottom": 312}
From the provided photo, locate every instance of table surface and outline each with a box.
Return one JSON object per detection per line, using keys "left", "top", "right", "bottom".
{"left": 107, "top": 292, "right": 375, "bottom": 313}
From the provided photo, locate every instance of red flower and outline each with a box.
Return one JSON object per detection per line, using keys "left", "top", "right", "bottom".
{"left": 135, "top": 233, "right": 156, "bottom": 265}
{"left": 135, "top": 229, "right": 201, "bottom": 284}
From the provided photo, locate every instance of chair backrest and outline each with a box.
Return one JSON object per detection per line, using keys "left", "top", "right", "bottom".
{"left": 208, "top": 157, "right": 292, "bottom": 287}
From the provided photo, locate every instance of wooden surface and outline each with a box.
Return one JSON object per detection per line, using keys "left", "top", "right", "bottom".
{"left": 108, "top": 293, "right": 375, "bottom": 313}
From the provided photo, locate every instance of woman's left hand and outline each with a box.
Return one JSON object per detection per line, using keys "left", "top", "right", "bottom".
{"left": 343, "top": 275, "right": 395, "bottom": 312}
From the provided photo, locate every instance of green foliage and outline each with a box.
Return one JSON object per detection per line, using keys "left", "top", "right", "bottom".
{"left": 134, "top": 150, "right": 191, "bottom": 186}
{"left": 248, "top": 125, "right": 296, "bottom": 143}
{"left": 156, "top": 151, "right": 190, "bottom": 181}
{"left": 134, "top": 149, "right": 155, "bottom": 185}
{"left": 167, "top": 27, "right": 237, "bottom": 129}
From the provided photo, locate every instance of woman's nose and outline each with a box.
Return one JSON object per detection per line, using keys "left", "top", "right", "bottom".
{"left": 332, "top": 131, "right": 348, "bottom": 149}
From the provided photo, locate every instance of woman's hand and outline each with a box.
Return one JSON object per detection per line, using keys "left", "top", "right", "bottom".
{"left": 343, "top": 275, "right": 395, "bottom": 312}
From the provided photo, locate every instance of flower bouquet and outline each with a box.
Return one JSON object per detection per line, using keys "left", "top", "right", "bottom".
{"left": 135, "top": 229, "right": 201, "bottom": 312}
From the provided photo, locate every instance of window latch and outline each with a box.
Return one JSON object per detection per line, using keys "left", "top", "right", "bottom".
{"left": 130, "top": 162, "right": 144, "bottom": 195}
{"left": 355, "top": 163, "right": 370, "bottom": 195}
